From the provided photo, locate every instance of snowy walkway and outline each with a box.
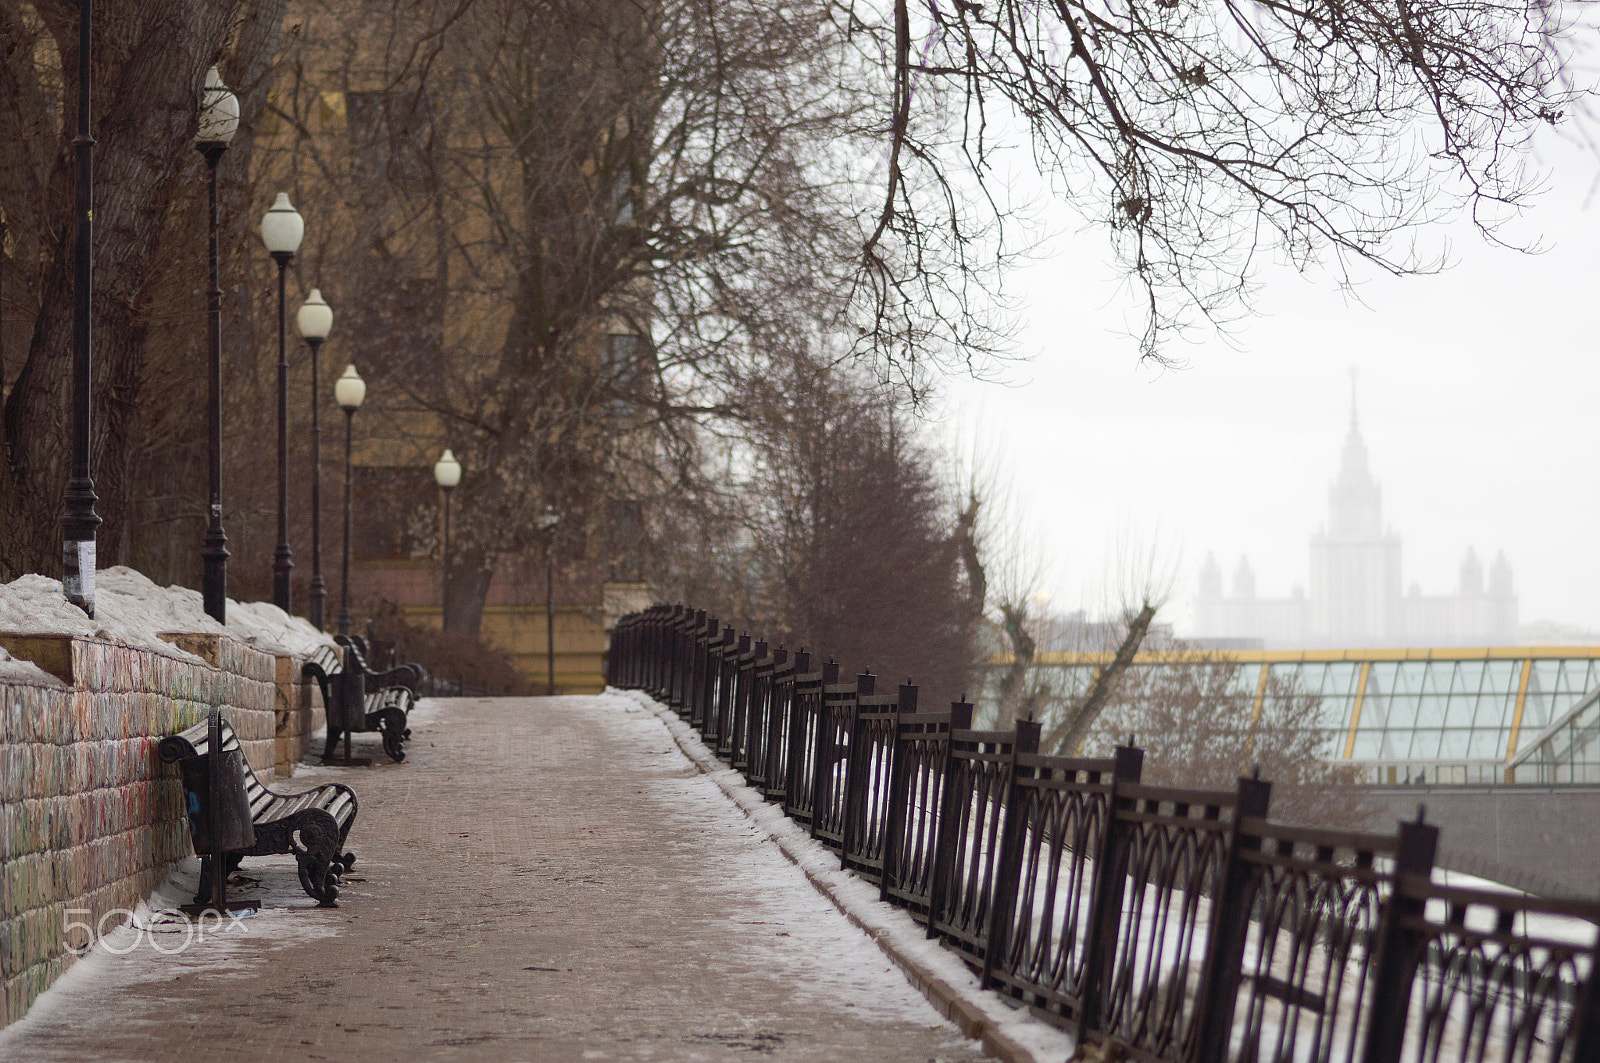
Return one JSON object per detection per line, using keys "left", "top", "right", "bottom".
{"left": 0, "top": 694, "right": 1059, "bottom": 1062}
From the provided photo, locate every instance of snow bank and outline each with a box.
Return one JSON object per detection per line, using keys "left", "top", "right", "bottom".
{"left": 0, "top": 571, "right": 202, "bottom": 662}
{"left": 97, "top": 567, "right": 227, "bottom": 638}
{"left": 0, "top": 566, "right": 337, "bottom": 666}
{"left": 223, "top": 599, "right": 337, "bottom": 658}
{"left": 611, "top": 687, "right": 1078, "bottom": 1063}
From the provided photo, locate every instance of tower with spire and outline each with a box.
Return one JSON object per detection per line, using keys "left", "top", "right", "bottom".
{"left": 1309, "top": 370, "right": 1403, "bottom": 642}
{"left": 1192, "top": 370, "right": 1518, "bottom": 648}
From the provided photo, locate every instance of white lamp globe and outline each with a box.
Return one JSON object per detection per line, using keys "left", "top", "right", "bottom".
{"left": 297, "top": 289, "right": 333, "bottom": 340}
{"left": 260, "top": 192, "right": 305, "bottom": 255}
{"left": 433, "top": 449, "right": 462, "bottom": 489}
{"left": 196, "top": 67, "right": 239, "bottom": 145}
{"left": 334, "top": 365, "right": 366, "bottom": 411}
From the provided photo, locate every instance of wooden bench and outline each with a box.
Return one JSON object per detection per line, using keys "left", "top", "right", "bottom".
{"left": 159, "top": 713, "right": 358, "bottom": 906}
{"left": 302, "top": 641, "right": 420, "bottom": 762}
{"left": 346, "top": 634, "right": 426, "bottom": 691}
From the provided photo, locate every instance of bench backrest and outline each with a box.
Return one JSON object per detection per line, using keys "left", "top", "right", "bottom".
{"left": 304, "top": 644, "right": 343, "bottom": 678}
{"left": 337, "top": 636, "right": 425, "bottom": 696}
{"left": 159, "top": 715, "right": 271, "bottom": 816}
{"left": 302, "top": 644, "right": 372, "bottom": 729}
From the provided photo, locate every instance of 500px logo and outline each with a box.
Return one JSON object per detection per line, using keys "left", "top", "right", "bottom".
{"left": 63, "top": 907, "right": 252, "bottom": 956}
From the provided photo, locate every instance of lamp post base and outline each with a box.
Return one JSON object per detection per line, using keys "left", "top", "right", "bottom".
{"left": 272, "top": 548, "right": 294, "bottom": 615}
{"left": 202, "top": 531, "right": 229, "bottom": 624}
{"left": 309, "top": 577, "right": 326, "bottom": 632}
{"left": 60, "top": 474, "right": 101, "bottom": 618}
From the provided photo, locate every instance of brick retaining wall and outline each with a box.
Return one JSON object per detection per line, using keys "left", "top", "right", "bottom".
{"left": 273, "top": 654, "right": 326, "bottom": 774}
{"left": 0, "top": 633, "right": 277, "bottom": 1027}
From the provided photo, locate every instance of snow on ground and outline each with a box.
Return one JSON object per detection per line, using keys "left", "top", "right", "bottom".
{"left": 0, "top": 855, "right": 340, "bottom": 1051}
{"left": 0, "top": 692, "right": 1038, "bottom": 1059}
{"left": 0, "top": 567, "right": 338, "bottom": 662}
{"left": 287, "top": 696, "right": 452, "bottom": 778}
{"left": 607, "top": 688, "right": 1600, "bottom": 1063}
{"left": 610, "top": 686, "right": 1078, "bottom": 1063}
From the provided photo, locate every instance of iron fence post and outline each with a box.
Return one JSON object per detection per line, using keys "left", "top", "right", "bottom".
{"left": 1359, "top": 812, "right": 1440, "bottom": 1063}
{"left": 839, "top": 673, "right": 897, "bottom": 872}
{"left": 926, "top": 696, "right": 976, "bottom": 939}
{"left": 878, "top": 681, "right": 920, "bottom": 903}
{"left": 1191, "top": 772, "right": 1274, "bottom": 1063}
{"left": 1571, "top": 936, "right": 1600, "bottom": 1063}
{"left": 981, "top": 717, "right": 1042, "bottom": 989}
{"left": 797, "top": 657, "right": 840, "bottom": 830}
{"left": 684, "top": 610, "right": 705, "bottom": 717}
{"left": 676, "top": 607, "right": 694, "bottom": 710}
{"left": 780, "top": 650, "right": 816, "bottom": 813}
{"left": 814, "top": 670, "right": 870, "bottom": 846}
{"left": 695, "top": 617, "right": 721, "bottom": 730}
{"left": 726, "top": 634, "right": 756, "bottom": 760}
{"left": 662, "top": 604, "right": 677, "bottom": 705}
{"left": 1078, "top": 742, "right": 1144, "bottom": 1040}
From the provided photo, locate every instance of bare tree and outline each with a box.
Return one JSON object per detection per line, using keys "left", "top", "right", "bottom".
{"left": 0, "top": 1, "right": 289, "bottom": 579}
{"left": 848, "top": 0, "right": 1592, "bottom": 359}
{"left": 952, "top": 439, "right": 1173, "bottom": 734}
{"left": 257, "top": 0, "right": 910, "bottom": 632}
{"left": 650, "top": 345, "right": 979, "bottom": 705}
{"left": 1090, "top": 651, "right": 1373, "bottom": 827}
{"left": 1045, "top": 599, "right": 1157, "bottom": 753}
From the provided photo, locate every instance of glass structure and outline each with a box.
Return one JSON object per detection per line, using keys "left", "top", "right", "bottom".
{"left": 998, "top": 648, "right": 1600, "bottom": 785}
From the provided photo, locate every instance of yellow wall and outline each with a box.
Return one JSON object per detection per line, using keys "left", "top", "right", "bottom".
{"left": 405, "top": 603, "right": 607, "bottom": 695}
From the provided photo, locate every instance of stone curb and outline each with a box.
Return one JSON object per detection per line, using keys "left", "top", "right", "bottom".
{"left": 631, "top": 692, "right": 1056, "bottom": 1063}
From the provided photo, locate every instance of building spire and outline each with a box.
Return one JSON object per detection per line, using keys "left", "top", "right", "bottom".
{"left": 1349, "top": 366, "right": 1359, "bottom": 433}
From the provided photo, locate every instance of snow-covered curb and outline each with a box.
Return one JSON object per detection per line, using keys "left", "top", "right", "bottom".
{"left": 611, "top": 686, "right": 1076, "bottom": 1063}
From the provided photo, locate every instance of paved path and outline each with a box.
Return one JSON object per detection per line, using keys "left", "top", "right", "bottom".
{"left": 0, "top": 696, "right": 992, "bottom": 1062}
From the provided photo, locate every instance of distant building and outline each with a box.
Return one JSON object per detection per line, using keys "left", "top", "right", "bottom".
{"left": 1194, "top": 388, "right": 1517, "bottom": 648}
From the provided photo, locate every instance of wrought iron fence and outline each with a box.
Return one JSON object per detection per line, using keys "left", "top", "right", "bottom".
{"left": 607, "top": 605, "right": 1600, "bottom": 1063}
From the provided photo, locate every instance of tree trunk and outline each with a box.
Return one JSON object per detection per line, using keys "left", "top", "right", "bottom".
{"left": 444, "top": 547, "right": 495, "bottom": 636}
{"left": 0, "top": 1, "right": 247, "bottom": 579}
{"left": 1046, "top": 602, "right": 1158, "bottom": 756}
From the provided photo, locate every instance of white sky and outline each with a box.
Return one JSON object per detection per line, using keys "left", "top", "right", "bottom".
{"left": 939, "top": 132, "right": 1600, "bottom": 637}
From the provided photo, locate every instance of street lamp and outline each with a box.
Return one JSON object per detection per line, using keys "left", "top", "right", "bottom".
{"left": 296, "top": 289, "right": 333, "bottom": 629}
{"left": 194, "top": 65, "right": 240, "bottom": 623}
{"left": 260, "top": 192, "right": 304, "bottom": 613}
{"left": 334, "top": 365, "right": 366, "bottom": 636}
{"left": 537, "top": 505, "right": 560, "bottom": 695}
{"left": 433, "top": 449, "right": 461, "bottom": 631}
{"left": 61, "top": 0, "right": 102, "bottom": 616}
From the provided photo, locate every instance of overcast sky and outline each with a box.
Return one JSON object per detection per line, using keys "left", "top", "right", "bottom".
{"left": 940, "top": 132, "right": 1600, "bottom": 638}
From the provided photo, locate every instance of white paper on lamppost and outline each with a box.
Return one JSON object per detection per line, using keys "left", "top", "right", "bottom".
{"left": 63, "top": 538, "right": 96, "bottom": 601}
{"left": 78, "top": 539, "right": 96, "bottom": 599}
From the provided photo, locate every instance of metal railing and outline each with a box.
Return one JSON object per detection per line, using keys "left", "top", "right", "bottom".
{"left": 610, "top": 604, "right": 1600, "bottom": 1063}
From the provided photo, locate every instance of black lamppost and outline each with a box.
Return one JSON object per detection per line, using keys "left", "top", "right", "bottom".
{"left": 60, "top": 0, "right": 102, "bottom": 616}
{"left": 334, "top": 365, "right": 365, "bottom": 636}
{"left": 195, "top": 65, "right": 240, "bottom": 623}
{"left": 260, "top": 194, "right": 304, "bottom": 613}
{"left": 433, "top": 449, "right": 461, "bottom": 631}
{"left": 296, "top": 290, "right": 332, "bottom": 630}
{"left": 538, "top": 505, "right": 559, "bottom": 695}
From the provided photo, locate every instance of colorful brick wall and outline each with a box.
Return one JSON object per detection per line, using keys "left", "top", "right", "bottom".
{"left": 0, "top": 634, "right": 276, "bottom": 1027}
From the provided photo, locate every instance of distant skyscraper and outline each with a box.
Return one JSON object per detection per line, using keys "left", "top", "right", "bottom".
{"left": 1194, "top": 376, "right": 1517, "bottom": 648}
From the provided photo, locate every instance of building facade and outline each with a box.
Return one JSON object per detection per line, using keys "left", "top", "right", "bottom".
{"left": 1194, "top": 399, "right": 1517, "bottom": 648}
